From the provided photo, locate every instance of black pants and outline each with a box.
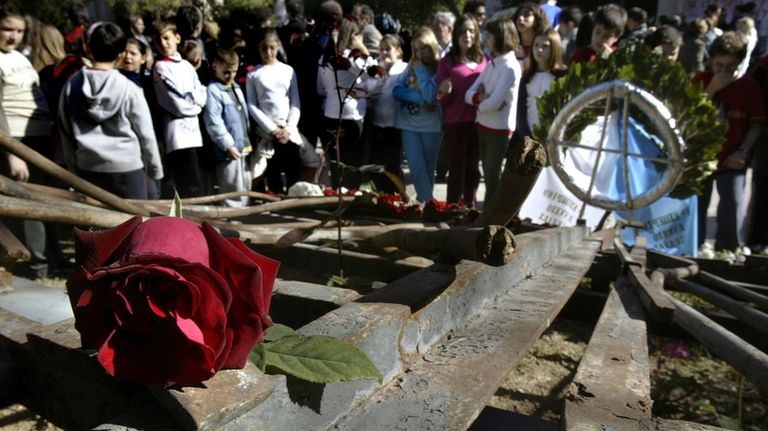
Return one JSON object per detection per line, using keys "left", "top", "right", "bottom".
{"left": 321, "top": 117, "right": 364, "bottom": 189}
{"left": 265, "top": 141, "right": 301, "bottom": 194}
{"left": 78, "top": 168, "right": 151, "bottom": 200}
{"left": 368, "top": 125, "right": 403, "bottom": 194}
{"left": 164, "top": 148, "right": 203, "bottom": 198}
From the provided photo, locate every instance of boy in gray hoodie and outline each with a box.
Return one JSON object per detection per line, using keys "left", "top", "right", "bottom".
{"left": 59, "top": 22, "right": 163, "bottom": 199}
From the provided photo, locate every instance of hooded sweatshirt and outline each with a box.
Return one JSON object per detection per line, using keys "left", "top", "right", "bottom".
{"left": 58, "top": 67, "right": 163, "bottom": 179}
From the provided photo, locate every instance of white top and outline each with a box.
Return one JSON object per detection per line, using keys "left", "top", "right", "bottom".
{"left": 526, "top": 71, "right": 556, "bottom": 132}
{"left": 465, "top": 51, "right": 521, "bottom": 131}
{"left": 318, "top": 49, "right": 377, "bottom": 120}
{"left": 246, "top": 61, "right": 301, "bottom": 144}
{"left": 737, "top": 29, "right": 758, "bottom": 78}
{"left": 368, "top": 60, "right": 407, "bottom": 128}
{"left": 0, "top": 50, "right": 52, "bottom": 137}
{"left": 153, "top": 54, "right": 207, "bottom": 152}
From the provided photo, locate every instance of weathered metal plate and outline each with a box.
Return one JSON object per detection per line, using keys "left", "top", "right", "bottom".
{"left": 334, "top": 237, "right": 601, "bottom": 431}
{"left": 0, "top": 277, "right": 72, "bottom": 325}
{"left": 563, "top": 276, "right": 651, "bottom": 430}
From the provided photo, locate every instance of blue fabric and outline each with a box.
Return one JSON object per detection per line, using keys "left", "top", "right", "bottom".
{"left": 612, "top": 116, "right": 698, "bottom": 256}
{"left": 402, "top": 129, "right": 442, "bottom": 202}
{"left": 540, "top": 4, "right": 562, "bottom": 28}
{"left": 204, "top": 80, "right": 249, "bottom": 162}
{"left": 393, "top": 65, "right": 442, "bottom": 133}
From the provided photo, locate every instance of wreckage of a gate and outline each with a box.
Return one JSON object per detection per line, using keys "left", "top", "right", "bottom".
{"left": 1, "top": 80, "right": 767, "bottom": 430}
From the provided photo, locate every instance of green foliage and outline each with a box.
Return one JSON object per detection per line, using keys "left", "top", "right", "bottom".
{"left": 24, "top": 0, "right": 80, "bottom": 30}
{"left": 535, "top": 44, "right": 725, "bottom": 199}
{"left": 250, "top": 330, "right": 382, "bottom": 384}
{"left": 303, "top": 0, "right": 460, "bottom": 29}
{"left": 326, "top": 274, "right": 349, "bottom": 288}
{"left": 169, "top": 190, "right": 182, "bottom": 217}
{"left": 110, "top": 0, "right": 185, "bottom": 21}
{"left": 210, "top": 0, "right": 273, "bottom": 21}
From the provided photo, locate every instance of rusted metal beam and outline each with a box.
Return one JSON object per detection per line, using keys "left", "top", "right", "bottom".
{"left": 336, "top": 238, "right": 599, "bottom": 430}
{"left": 563, "top": 276, "right": 652, "bottom": 430}
{"left": 472, "top": 136, "right": 546, "bottom": 227}
{"left": 668, "top": 296, "right": 768, "bottom": 394}
{"left": 695, "top": 271, "right": 768, "bottom": 312}
{"left": 616, "top": 239, "right": 676, "bottom": 323}
{"left": 669, "top": 278, "right": 768, "bottom": 337}
{"left": 371, "top": 225, "right": 516, "bottom": 266}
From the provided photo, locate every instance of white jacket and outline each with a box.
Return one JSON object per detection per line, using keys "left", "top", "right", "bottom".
{"left": 465, "top": 50, "right": 520, "bottom": 131}
{"left": 318, "top": 50, "right": 378, "bottom": 120}
{"left": 153, "top": 54, "right": 207, "bottom": 152}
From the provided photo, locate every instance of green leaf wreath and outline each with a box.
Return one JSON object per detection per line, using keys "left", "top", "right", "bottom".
{"left": 534, "top": 44, "right": 725, "bottom": 199}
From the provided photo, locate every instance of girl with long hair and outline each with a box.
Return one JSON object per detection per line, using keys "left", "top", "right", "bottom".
{"left": 465, "top": 16, "right": 521, "bottom": 206}
{"left": 393, "top": 26, "right": 442, "bottom": 202}
{"left": 437, "top": 14, "right": 487, "bottom": 207}
{"left": 518, "top": 28, "right": 566, "bottom": 138}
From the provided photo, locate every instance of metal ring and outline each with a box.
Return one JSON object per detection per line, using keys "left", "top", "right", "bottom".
{"left": 546, "top": 80, "right": 685, "bottom": 211}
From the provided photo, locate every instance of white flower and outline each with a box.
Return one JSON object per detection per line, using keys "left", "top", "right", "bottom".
{"left": 287, "top": 182, "right": 325, "bottom": 197}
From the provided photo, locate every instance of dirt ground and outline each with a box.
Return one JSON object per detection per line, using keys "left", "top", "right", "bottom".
{"left": 488, "top": 318, "right": 768, "bottom": 430}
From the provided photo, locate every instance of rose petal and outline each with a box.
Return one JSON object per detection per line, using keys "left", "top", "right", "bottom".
{"left": 73, "top": 216, "right": 143, "bottom": 269}
{"left": 126, "top": 217, "right": 210, "bottom": 266}
{"left": 101, "top": 322, "right": 218, "bottom": 385}
{"left": 201, "top": 222, "right": 280, "bottom": 368}
{"left": 176, "top": 315, "right": 206, "bottom": 345}
{"left": 71, "top": 261, "right": 230, "bottom": 384}
{"left": 224, "top": 238, "right": 280, "bottom": 312}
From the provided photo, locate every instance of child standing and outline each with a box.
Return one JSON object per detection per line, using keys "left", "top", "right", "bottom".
{"left": 518, "top": 28, "right": 566, "bottom": 138}
{"left": 571, "top": 4, "right": 627, "bottom": 63}
{"left": 119, "top": 38, "right": 148, "bottom": 86}
{"left": 0, "top": 2, "right": 57, "bottom": 278}
{"left": 203, "top": 48, "right": 253, "bottom": 207}
{"left": 152, "top": 18, "right": 207, "bottom": 198}
{"left": 693, "top": 32, "right": 765, "bottom": 251}
{"left": 368, "top": 34, "right": 408, "bottom": 194}
{"left": 59, "top": 22, "right": 163, "bottom": 200}
{"left": 465, "top": 16, "right": 521, "bottom": 206}
{"left": 246, "top": 29, "right": 302, "bottom": 194}
{"left": 393, "top": 27, "right": 443, "bottom": 203}
{"left": 318, "top": 18, "right": 377, "bottom": 189}
{"left": 437, "top": 14, "right": 487, "bottom": 207}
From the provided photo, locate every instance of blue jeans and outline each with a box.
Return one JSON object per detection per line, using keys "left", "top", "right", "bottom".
{"left": 698, "top": 170, "right": 746, "bottom": 251}
{"left": 401, "top": 130, "right": 442, "bottom": 202}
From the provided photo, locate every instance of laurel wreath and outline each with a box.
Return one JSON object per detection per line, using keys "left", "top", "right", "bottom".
{"left": 534, "top": 44, "right": 725, "bottom": 199}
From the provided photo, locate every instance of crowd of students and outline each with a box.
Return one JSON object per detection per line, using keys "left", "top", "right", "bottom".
{"left": 0, "top": 0, "right": 767, "bottom": 278}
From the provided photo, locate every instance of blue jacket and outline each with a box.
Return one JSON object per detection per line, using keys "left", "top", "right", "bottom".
{"left": 392, "top": 64, "right": 442, "bottom": 133}
{"left": 203, "top": 80, "right": 250, "bottom": 162}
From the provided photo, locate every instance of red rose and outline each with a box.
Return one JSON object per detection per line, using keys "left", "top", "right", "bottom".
{"left": 66, "top": 216, "right": 279, "bottom": 386}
